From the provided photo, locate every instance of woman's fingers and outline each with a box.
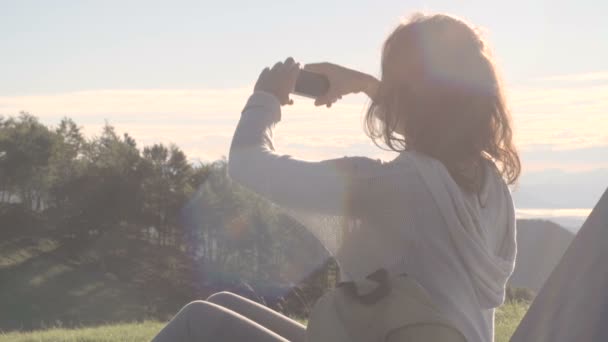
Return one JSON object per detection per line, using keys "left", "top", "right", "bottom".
{"left": 254, "top": 67, "right": 271, "bottom": 92}
{"left": 271, "top": 61, "right": 283, "bottom": 71}
{"left": 314, "top": 91, "right": 333, "bottom": 106}
{"left": 284, "top": 57, "right": 296, "bottom": 67}
{"left": 285, "top": 57, "right": 299, "bottom": 105}
{"left": 288, "top": 64, "right": 300, "bottom": 88}
{"left": 314, "top": 94, "right": 340, "bottom": 107}
{"left": 305, "top": 62, "right": 346, "bottom": 107}
{"left": 260, "top": 67, "right": 270, "bottom": 78}
{"left": 308, "top": 63, "right": 332, "bottom": 106}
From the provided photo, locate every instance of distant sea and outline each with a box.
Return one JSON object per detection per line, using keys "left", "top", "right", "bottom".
{"left": 516, "top": 208, "right": 592, "bottom": 232}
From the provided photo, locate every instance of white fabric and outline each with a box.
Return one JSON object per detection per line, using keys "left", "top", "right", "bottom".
{"left": 228, "top": 92, "right": 517, "bottom": 342}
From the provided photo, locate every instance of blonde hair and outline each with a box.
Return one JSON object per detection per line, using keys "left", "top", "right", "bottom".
{"left": 365, "top": 13, "right": 520, "bottom": 191}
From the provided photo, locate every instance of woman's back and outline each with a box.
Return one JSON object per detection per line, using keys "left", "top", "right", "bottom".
{"left": 331, "top": 151, "right": 516, "bottom": 342}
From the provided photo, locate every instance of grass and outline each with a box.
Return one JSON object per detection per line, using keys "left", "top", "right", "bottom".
{"left": 0, "top": 301, "right": 529, "bottom": 342}
{"left": 0, "top": 321, "right": 164, "bottom": 342}
{"left": 1, "top": 237, "right": 529, "bottom": 341}
{"left": 495, "top": 301, "right": 530, "bottom": 342}
{"left": 0, "top": 238, "right": 58, "bottom": 269}
{"left": 0, "top": 237, "right": 164, "bottom": 332}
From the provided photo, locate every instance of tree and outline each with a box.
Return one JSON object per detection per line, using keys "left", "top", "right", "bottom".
{"left": 0, "top": 113, "right": 338, "bottom": 324}
{"left": 47, "top": 118, "right": 85, "bottom": 208}
{"left": 0, "top": 113, "right": 54, "bottom": 210}
{"left": 51, "top": 123, "right": 144, "bottom": 243}
{"left": 141, "top": 143, "right": 199, "bottom": 246}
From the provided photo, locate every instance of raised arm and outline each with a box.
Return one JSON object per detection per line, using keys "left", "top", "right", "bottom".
{"left": 229, "top": 91, "right": 385, "bottom": 216}
{"left": 228, "top": 58, "right": 383, "bottom": 216}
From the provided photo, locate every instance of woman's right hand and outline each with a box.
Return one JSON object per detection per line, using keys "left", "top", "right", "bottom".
{"left": 303, "top": 63, "right": 379, "bottom": 107}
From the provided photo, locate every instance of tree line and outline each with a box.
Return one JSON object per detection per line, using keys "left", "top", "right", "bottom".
{"left": 0, "top": 113, "right": 336, "bottom": 326}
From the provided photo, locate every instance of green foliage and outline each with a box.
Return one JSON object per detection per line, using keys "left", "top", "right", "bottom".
{"left": 0, "top": 114, "right": 333, "bottom": 331}
{"left": 0, "top": 321, "right": 164, "bottom": 342}
{"left": 0, "top": 113, "right": 55, "bottom": 210}
{"left": 495, "top": 301, "right": 530, "bottom": 342}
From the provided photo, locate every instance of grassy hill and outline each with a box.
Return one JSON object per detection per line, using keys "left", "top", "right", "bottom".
{"left": 2, "top": 267, "right": 144, "bottom": 328}
{"left": 0, "top": 237, "right": 153, "bottom": 332}
{"left": 1, "top": 220, "right": 545, "bottom": 340}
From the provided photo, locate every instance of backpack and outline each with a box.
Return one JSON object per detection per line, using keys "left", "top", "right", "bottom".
{"left": 306, "top": 269, "right": 466, "bottom": 342}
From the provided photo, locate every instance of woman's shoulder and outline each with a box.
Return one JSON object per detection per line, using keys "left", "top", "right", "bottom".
{"left": 392, "top": 150, "right": 447, "bottom": 176}
{"left": 336, "top": 153, "right": 419, "bottom": 180}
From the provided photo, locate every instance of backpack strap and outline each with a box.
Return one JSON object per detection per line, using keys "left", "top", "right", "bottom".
{"left": 337, "top": 268, "right": 392, "bottom": 306}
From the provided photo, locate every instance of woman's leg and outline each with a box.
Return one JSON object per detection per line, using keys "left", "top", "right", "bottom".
{"left": 207, "top": 291, "right": 307, "bottom": 342}
{"left": 151, "top": 300, "right": 289, "bottom": 342}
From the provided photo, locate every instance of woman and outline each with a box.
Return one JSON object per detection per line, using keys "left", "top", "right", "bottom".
{"left": 152, "top": 13, "right": 519, "bottom": 342}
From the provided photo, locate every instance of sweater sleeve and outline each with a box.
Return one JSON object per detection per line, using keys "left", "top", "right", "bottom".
{"left": 228, "top": 91, "right": 386, "bottom": 216}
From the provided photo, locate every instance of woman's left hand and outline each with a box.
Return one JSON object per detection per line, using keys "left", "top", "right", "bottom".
{"left": 254, "top": 57, "right": 300, "bottom": 106}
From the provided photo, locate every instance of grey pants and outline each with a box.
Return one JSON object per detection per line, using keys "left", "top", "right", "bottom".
{"left": 151, "top": 292, "right": 306, "bottom": 342}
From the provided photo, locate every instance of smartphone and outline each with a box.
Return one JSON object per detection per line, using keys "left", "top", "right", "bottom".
{"left": 294, "top": 70, "right": 330, "bottom": 99}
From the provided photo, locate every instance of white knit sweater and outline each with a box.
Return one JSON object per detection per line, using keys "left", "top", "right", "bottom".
{"left": 228, "top": 92, "right": 517, "bottom": 342}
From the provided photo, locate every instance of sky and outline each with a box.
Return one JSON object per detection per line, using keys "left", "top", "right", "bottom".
{"left": 1, "top": 0, "right": 607, "bottom": 198}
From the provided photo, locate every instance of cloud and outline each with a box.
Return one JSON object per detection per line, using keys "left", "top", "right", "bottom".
{"left": 1, "top": 74, "right": 607, "bottom": 170}
{"left": 0, "top": 88, "right": 251, "bottom": 118}
{"left": 0, "top": 88, "right": 376, "bottom": 161}
{"left": 517, "top": 144, "right": 608, "bottom": 172}
{"left": 534, "top": 71, "right": 608, "bottom": 82}
{"left": 508, "top": 83, "right": 608, "bottom": 150}
{"left": 516, "top": 208, "right": 592, "bottom": 219}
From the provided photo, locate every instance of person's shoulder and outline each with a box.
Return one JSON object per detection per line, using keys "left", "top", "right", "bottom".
{"left": 333, "top": 156, "right": 384, "bottom": 175}
{"left": 393, "top": 150, "right": 446, "bottom": 175}
{"left": 332, "top": 155, "right": 409, "bottom": 178}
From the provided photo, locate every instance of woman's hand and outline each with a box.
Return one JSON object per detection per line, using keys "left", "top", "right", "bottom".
{"left": 304, "top": 63, "right": 379, "bottom": 107}
{"left": 254, "top": 57, "right": 300, "bottom": 106}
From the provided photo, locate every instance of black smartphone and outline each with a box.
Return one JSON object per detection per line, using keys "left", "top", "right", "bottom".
{"left": 294, "top": 70, "right": 330, "bottom": 99}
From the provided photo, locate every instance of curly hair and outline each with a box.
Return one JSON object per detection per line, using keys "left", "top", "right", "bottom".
{"left": 365, "top": 13, "right": 520, "bottom": 192}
